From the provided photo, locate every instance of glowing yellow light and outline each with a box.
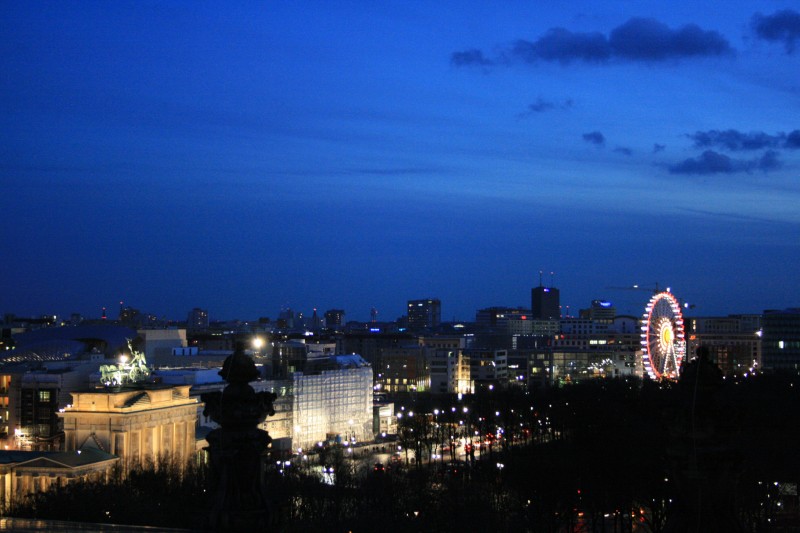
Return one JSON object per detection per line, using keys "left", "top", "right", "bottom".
{"left": 661, "top": 325, "right": 673, "bottom": 346}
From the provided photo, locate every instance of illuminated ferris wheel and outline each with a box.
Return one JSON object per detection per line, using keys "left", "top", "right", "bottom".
{"left": 641, "top": 290, "right": 686, "bottom": 380}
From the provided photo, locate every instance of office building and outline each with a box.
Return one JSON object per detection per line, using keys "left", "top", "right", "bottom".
{"left": 324, "top": 309, "right": 345, "bottom": 330}
{"left": 407, "top": 298, "right": 441, "bottom": 331}
{"left": 475, "top": 307, "right": 530, "bottom": 330}
{"left": 531, "top": 285, "right": 560, "bottom": 320}
{"left": 428, "top": 348, "right": 471, "bottom": 395}
{"left": 684, "top": 315, "right": 761, "bottom": 375}
{"left": 579, "top": 300, "right": 616, "bottom": 324}
{"left": 187, "top": 308, "right": 209, "bottom": 332}
{"left": 761, "top": 309, "right": 800, "bottom": 372}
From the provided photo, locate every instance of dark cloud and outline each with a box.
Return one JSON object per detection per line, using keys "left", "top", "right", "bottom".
{"left": 453, "top": 17, "right": 732, "bottom": 67}
{"left": 689, "top": 129, "right": 800, "bottom": 151}
{"left": 450, "top": 49, "right": 493, "bottom": 66}
{"left": 582, "top": 131, "right": 605, "bottom": 145}
{"left": 757, "top": 150, "right": 782, "bottom": 171}
{"left": 669, "top": 150, "right": 782, "bottom": 174}
{"left": 752, "top": 10, "right": 800, "bottom": 53}
{"left": 512, "top": 29, "right": 610, "bottom": 64}
{"left": 653, "top": 144, "right": 666, "bottom": 153}
{"left": 670, "top": 151, "right": 735, "bottom": 174}
{"left": 519, "top": 97, "right": 574, "bottom": 116}
{"left": 614, "top": 146, "right": 633, "bottom": 156}
{"left": 609, "top": 18, "right": 732, "bottom": 60}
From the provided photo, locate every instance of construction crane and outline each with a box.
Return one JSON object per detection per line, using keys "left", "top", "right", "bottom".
{"left": 605, "top": 284, "right": 695, "bottom": 310}
{"left": 602, "top": 284, "right": 666, "bottom": 316}
{"left": 604, "top": 283, "right": 663, "bottom": 293}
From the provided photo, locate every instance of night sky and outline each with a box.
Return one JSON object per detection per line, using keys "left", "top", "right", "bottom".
{"left": 2, "top": 2, "right": 799, "bottom": 322}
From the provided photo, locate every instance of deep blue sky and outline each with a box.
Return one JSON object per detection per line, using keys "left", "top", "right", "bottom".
{"left": 2, "top": 2, "right": 799, "bottom": 322}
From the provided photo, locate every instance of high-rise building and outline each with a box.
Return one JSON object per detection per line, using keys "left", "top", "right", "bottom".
{"left": 187, "top": 308, "right": 209, "bottom": 332}
{"left": 579, "top": 300, "right": 616, "bottom": 324}
{"left": 531, "top": 285, "right": 560, "bottom": 320}
{"left": 324, "top": 309, "right": 345, "bottom": 330}
{"left": 407, "top": 298, "right": 441, "bottom": 331}
{"left": 761, "top": 309, "right": 800, "bottom": 372}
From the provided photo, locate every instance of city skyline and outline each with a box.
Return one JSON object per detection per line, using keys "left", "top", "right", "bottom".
{"left": 2, "top": 2, "right": 799, "bottom": 322}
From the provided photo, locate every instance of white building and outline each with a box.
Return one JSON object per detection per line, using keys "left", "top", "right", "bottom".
{"left": 137, "top": 329, "right": 187, "bottom": 361}
{"left": 291, "top": 354, "right": 373, "bottom": 450}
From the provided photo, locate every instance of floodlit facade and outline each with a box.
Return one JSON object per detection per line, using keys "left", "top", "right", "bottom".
{"left": 0, "top": 447, "right": 118, "bottom": 508}
{"left": 292, "top": 355, "right": 373, "bottom": 450}
{"left": 59, "top": 384, "right": 198, "bottom": 468}
{"left": 428, "top": 349, "right": 472, "bottom": 395}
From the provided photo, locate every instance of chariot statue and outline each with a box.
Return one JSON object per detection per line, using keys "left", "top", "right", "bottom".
{"left": 99, "top": 339, "right": 151, "bottom": 386}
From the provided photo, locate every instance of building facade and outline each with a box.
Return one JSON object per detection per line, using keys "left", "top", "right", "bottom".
{"left": 761, "top": 309, "right": 800, "bottom": 372}
{"left": 290, "top": 355, "right": 373, "bottom": 450}
{"left": 59, "top": 384, "right": 198, "bottom": 468}
{"left": 186, "top": 308, "right": 209, "bottom": 332}
{"left": 531, "top": 286, "right": 560, "bottom": 320}
{"left": 685, "top": 314, "right": 762, "bottom": 375}
{"left": 324, "top": 309, "right": 345, "bottom": 330}
{"left": 407, "top": 299, "right": 441, "bottom": 331}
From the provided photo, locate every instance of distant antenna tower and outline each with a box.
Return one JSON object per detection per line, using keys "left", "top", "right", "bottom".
{"left": 538, "top": 270, "right": 543, "bottom": 287}
{"left": 550, "top": 271, "right": 555, "bottom": 287}
{"left": 371, "top": 307, "right": 378, "bottom": 323}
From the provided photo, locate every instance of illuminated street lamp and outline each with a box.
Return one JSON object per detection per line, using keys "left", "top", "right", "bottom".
{"left": 252, "top": 337, "right": 265, "bottom": 355}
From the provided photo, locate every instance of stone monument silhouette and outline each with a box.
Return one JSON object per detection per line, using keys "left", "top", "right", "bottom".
{"left": 202, "top": 345, "right": 276, "bottom": 530}
{"left": 663, "top": 346, "right": 747, "bottom": 532}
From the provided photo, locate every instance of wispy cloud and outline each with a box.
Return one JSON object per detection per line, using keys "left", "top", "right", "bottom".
{"left": 613, "top": 146, "right": 633, "bottom": 156}
{"left": 452, "top": 17, "right": 733, "bottom": 67}
{"left": 752, "top": 9, "right": 800, "bottom": 53}
{"left": 688, "top": 129, "right": 800, "bottom": 151}
{"left": 518, "top": 97, "right": 573, "bottom": 117}
{"left": 669, "top": 150, "right": 781, "bottom": 175}
{"left": 451, "top": 49, "right": 493, "bottom": 67}
{"left": 347, "top": 167, "right": 444, "bottom": 177}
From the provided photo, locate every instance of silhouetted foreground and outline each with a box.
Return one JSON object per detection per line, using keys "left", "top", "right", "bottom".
{"left": 8, "top": 373, "right": 800, "bottom": 532}
{"left": 201, "top": 348, "right": 276, "bottom": 531}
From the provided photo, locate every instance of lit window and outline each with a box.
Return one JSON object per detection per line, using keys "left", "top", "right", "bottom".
{"left": 39, "top": 390, "right": 51, "bottom": 402}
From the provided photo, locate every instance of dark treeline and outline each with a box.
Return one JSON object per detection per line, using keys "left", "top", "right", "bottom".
{"left": 9, "top": 374, "right": 800, "bottom": 531}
